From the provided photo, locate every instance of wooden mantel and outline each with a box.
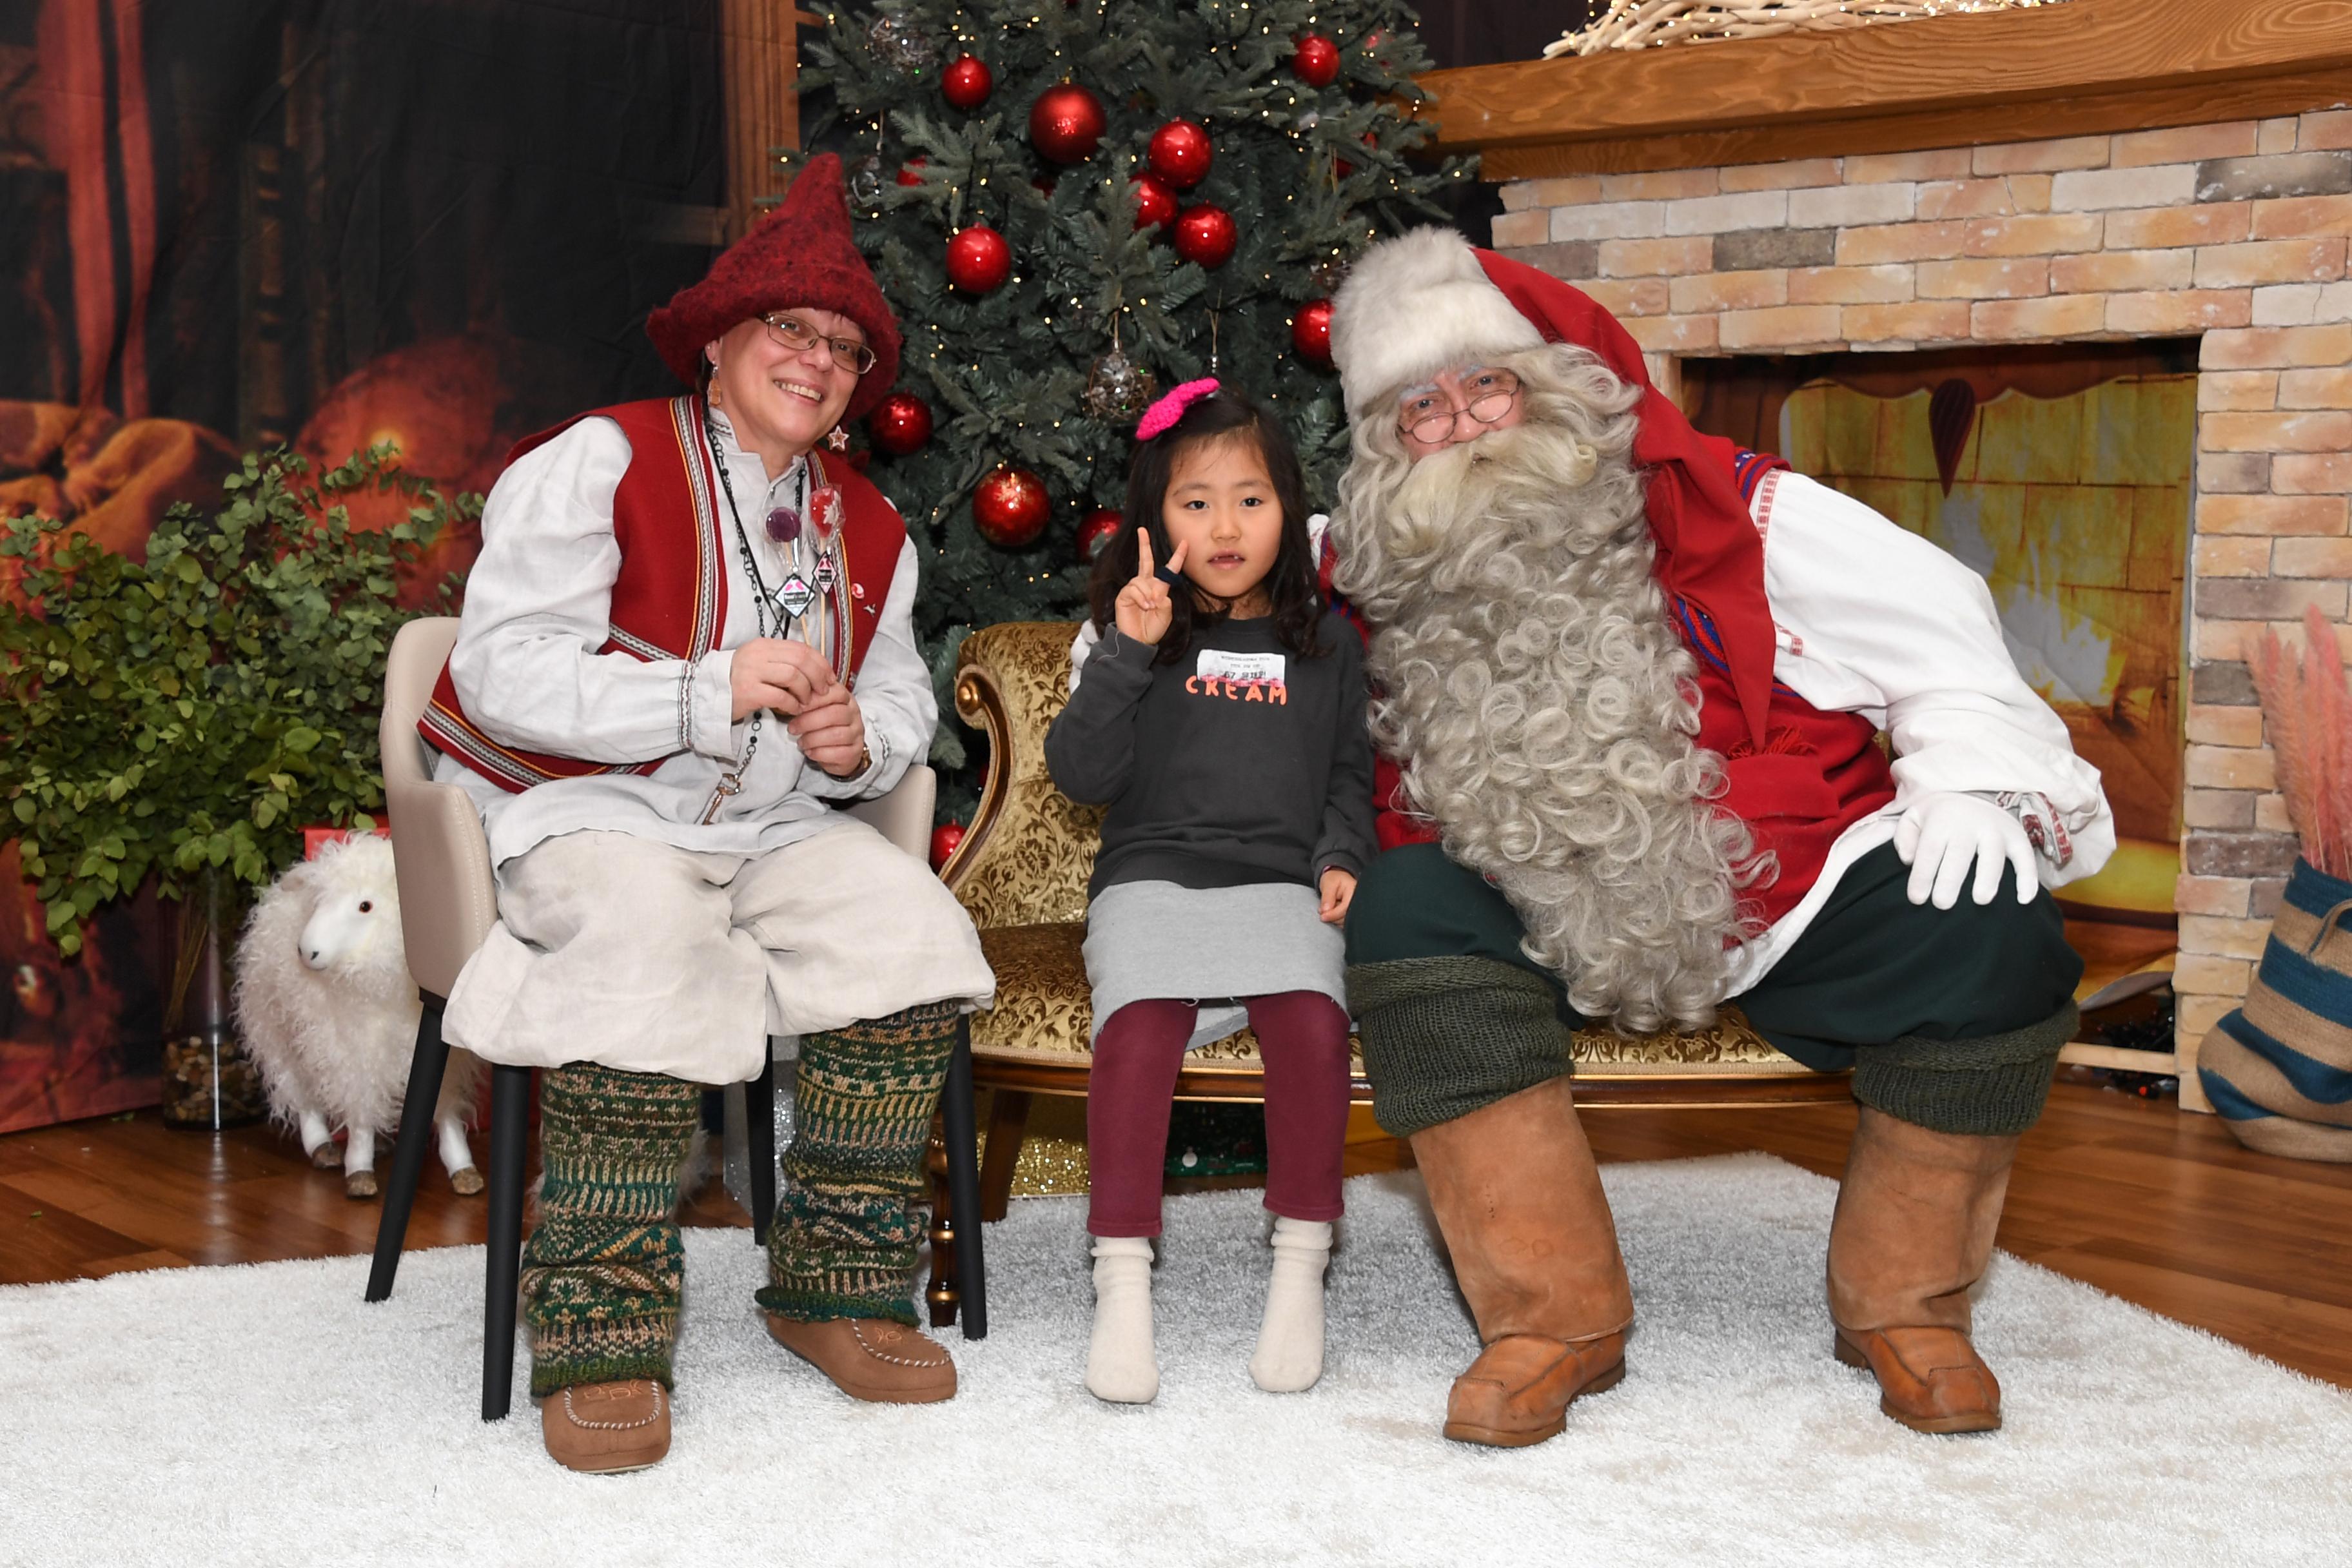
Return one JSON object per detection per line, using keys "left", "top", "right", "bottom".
{"left": 1419, "top": 0, "right": 2352, "bottom": 179}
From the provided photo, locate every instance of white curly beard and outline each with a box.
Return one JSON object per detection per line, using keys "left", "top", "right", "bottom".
{"left": 1331, "top": 350, "right": 1758, "bottom": 1034}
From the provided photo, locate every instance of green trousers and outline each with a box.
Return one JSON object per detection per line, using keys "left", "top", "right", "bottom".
{"left": 518, "top": 1000, "right": 960, "bottom": 1395}
{"left": 1344, "top": 842, "right": 2082, "bottom": 1139}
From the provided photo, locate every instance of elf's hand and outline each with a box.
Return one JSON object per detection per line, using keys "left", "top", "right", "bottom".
{"left": 1318, "top": 867, "right": 1357, "bottom": 925}
{"left": 732, "top": 637, "right": 835, "bottom": 720}
{"left": 1892, "top": 792, "right": 2037, "bottom": 910}
{"left": 787, "top": 680, "right": 868, "bottom": 777}
{"left": 1113, "top": 529, "right": 1190, "bottom": 645}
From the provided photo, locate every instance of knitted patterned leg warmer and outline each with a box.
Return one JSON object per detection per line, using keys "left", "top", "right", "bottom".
{"left": 520, "top": 1063, "right": 701, "bottom": 1397}
{"left": 758, "top": 999, "right": 961, "bottom": 1324}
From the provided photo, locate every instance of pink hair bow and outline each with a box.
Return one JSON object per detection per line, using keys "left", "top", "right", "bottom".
{"left": 1135, "top": 378, "right": 1219, "bottom": 441}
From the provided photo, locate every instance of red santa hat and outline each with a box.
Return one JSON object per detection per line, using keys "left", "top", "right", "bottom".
{"left": 1330, "top": 226, "right": 1783, "bottom": 750}
{"left": 645, "top": 153, "right": 903, "bottom": 420}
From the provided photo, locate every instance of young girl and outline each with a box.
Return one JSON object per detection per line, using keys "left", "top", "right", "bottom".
{"left": 1045, "top": 382, "right": 1376, "bottom": 1404}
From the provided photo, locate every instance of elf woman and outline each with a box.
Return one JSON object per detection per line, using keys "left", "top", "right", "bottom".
{"left": 1046, "top": 381, "right": 1377, "bottom": 1404}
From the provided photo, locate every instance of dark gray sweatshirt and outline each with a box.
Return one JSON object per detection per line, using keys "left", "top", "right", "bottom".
{"left": 1045, "top": 611, "right": 1378, "bottom": 901}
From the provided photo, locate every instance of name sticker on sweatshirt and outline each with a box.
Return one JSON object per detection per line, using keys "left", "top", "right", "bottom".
{"left": 1188, "top": 649, "right": 1288, "bottom": 703}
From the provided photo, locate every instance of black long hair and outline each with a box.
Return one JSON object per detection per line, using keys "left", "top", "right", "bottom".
{"left": 1086, "top": 386, "right": 1324, "bottom": 665}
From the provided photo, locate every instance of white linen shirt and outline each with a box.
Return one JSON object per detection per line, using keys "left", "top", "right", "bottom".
{"left": 431, "top": 411, "right": 935, "bottom": 870}
{"left": 1718, "top": 469, "right": 2113, "bottom": 990}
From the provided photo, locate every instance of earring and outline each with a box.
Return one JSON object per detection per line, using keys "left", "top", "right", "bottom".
{"left": 825, "top": 425, "right": 850, "bottom": 451}
{"left": 708, "top": 380, "right": 722, "bottom": 407}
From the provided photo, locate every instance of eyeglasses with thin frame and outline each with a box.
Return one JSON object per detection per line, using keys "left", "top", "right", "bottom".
{"left": 1397, "top": 368, "right": 1520, "bottom": 444}
{"left": 761, "top": 312, "right": 877, "bottom": 376}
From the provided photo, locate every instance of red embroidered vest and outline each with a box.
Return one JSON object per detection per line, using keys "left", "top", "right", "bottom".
{"left": 1326, "top": 472, "right": 1896, "bottom": 929}
{"left": 419, "top": 395, "right": 905, "bottom": 794}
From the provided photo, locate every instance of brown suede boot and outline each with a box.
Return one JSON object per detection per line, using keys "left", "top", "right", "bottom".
{"left": 1409, "top": 1073, "right": 1634, "bottom": 1448}
{"left": 1827, "top": 1106, "right": 2019, "bottom": 1435}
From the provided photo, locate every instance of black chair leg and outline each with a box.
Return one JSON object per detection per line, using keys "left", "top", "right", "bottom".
{"left": 364, "top": 995, "right": 452, "bottom": 1304}
{"left": 747, "top": 1049, "right": 778, "bottom": 1248}
{"left": 941, "top": 1015, "right": 987, "bottom": 1339}
{"left": 482, "top": 1063, "right": 533, "bottom": 1422}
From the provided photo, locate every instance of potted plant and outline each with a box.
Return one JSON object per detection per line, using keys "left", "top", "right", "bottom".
{"left": 0, "top": 447, "right": 476, "bottom": 1128}
{"left": 2199, "top": 606, "right": 2352, "bottom": 1161}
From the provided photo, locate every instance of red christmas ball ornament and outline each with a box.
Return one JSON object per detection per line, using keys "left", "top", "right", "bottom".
{"left": 1292, "top": 34, "right": 1340, "bottom": 86}
{"left": 1147, "top": 118, "right": 1213, "bottom": 190}
{"left": 972, "top": 466, "right": 1050, "bottom": 547}
{"left": 1078, "top": 507, "right": 1124, "bottom": 562}
{"left": 1172, "top": 204, "right": 1237, "bottom": 270}
{"left": 1130, "top": 173, "right": 1177, "bottom": 231}
{"left": 1029, "top": 82, "right": 1107, "bottom": 164}
{"left": 945, "top": 224, "right": 1012, "bottom": 293}
{"left": 1291, "top": 299, "right": 1334, "bottom": 367}
{"left": 930, "top": 819, "right": 966, "bottom": 871}
{"left": 941, "top": 54, "right": 993, "bottom": 110}
{"left": 896, "top": 157, "right": 928, "bottom": 187}
{"left": 867, "top": 391, "right": 934, "bottom": 456}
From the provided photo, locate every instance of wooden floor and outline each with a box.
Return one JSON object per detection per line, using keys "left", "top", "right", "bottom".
{"left": 5, "top": 1076, "right": 2349, "bottom": 1389}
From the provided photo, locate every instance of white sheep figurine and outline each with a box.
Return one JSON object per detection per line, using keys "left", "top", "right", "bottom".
{"left": 233, "top": 834, "right": 484, "bottom": 1199}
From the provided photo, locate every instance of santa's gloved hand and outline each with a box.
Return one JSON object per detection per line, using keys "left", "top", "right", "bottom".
{"left": 1891, "top": 792, "right": 2039, "bottom": 910}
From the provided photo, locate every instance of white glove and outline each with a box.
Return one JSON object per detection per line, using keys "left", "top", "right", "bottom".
{"left": 1891, "top": 792, "right": 2039, "bottom": 910}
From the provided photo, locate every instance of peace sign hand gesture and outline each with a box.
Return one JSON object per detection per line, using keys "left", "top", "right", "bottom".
{"left": 1113, "top": 529, "right": 1190, "bottom": 646}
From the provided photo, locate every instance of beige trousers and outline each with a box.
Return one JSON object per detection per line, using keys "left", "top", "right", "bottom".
{"left": 443, "top": 818, "right": 995, "bottom": 1084}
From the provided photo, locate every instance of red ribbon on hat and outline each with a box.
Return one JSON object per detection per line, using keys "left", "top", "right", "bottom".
{"left": 1475, "top": 250, "right": 1784, "bottom": 750}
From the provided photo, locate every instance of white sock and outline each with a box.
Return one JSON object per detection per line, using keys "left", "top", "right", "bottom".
{"left": 1086, "top": 1237, "right": 1158, "bottom": 1404}
{"left": 1250, "top": 1217, "right": 1334, "bottom": 1393}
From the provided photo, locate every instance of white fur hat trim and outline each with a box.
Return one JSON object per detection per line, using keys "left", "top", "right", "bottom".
{"left": 1331, "top": 227, "right": 1544, "bottom": 422}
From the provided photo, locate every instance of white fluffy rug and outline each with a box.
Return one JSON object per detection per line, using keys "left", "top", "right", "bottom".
{"left": 5, "top": 1154, "right": 2347, "bottom": 1567}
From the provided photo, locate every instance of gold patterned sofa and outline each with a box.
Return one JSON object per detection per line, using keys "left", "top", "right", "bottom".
{"left": 939, "top": 622, "right": 1847, "bottom": 1218}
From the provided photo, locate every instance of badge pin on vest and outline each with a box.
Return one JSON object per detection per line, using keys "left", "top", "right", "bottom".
{"left": 774, "top": 573, "right": 819, "bottom": 620}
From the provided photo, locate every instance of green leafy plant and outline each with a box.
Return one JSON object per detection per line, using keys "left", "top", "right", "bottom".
{"left": 0, "top": 447, "right": 478, "bottom": 953}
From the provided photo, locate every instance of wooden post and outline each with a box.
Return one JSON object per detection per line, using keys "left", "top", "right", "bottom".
{"left": 721, "top": 1, "right": 820, "bottom": 241}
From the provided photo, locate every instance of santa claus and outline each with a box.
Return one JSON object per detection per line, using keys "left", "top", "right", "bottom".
{"left": 1326, "top": 229, "right": 2112, "bottom": 1446}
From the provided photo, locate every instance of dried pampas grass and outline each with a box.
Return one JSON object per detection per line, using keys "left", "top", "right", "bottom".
{"left": 1545, "top": 0, "right": 2070, "bottom": 58}
{"left": 2249, "top": 606, "right": 2352, "bottom": 879}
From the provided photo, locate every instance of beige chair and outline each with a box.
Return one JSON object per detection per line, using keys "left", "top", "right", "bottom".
{"left": 940, "top": 623, "right": 1851, "bottom": 1238}
{"left": 361, "top": 616, "right": 985, "bottom": 1420}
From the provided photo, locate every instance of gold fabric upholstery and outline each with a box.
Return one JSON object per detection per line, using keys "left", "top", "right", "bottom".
{"left": 945, "top": 622, "right": 1812, "bottom": 1080}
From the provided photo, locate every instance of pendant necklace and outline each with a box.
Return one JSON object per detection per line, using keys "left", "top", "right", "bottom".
{"left": 699, "top": 411, "right": 792, "bottom": 823}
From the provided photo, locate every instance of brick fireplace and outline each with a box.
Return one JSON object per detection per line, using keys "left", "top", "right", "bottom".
{"left": 1421, "top": 5, "right": 2352, "bottom": 1107}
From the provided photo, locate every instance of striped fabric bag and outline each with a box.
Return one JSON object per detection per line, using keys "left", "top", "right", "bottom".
{"left": 2199, "top": 857, "right": 2352, "bottom": 1162}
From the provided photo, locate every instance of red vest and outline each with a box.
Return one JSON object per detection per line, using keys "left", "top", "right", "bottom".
{"left": 420, "top": 395, "right": 905, "bottom": 794}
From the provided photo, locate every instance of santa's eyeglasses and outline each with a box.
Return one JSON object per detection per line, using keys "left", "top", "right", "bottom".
{"left": 1397, "top": 369, "right": 1520, "bottom": 443}
{"left": 761, "top": 312, "right": 877, "bottom": 375}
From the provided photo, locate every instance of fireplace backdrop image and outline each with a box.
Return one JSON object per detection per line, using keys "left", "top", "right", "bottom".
{"left": 0, "top": 0, "right": 729, "bottom": 1130}
{"left": 1688, "top": 344, "right": 2196, "bottom": 923}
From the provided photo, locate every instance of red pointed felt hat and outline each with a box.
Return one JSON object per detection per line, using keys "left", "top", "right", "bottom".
{"left": 645, "top": 152, "right": 903, "bottom": 420}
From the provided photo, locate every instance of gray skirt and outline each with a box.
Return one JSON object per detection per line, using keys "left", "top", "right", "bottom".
{"left": 1082, "top": 879, "right": 1348, "bottom": 1049}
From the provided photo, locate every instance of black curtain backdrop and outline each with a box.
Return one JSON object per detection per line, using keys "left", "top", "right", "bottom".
{"left": 3, "top": 0, "right": 727, "bottom": 446}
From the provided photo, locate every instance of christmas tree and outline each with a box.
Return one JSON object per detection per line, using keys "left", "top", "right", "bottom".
{"left": 797, "top": 1, "right": 1471, "bottom": 795}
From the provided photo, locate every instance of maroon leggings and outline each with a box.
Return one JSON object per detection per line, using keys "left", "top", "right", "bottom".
{"left": 1086, "top": 990, "right": 1353, "bottom": 1238}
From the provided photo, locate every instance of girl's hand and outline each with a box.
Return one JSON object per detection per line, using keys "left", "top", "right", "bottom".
{"left": 1318, "top": 868, "right": 1357, "bottom": 925}
{"left": 1112, "top": 529, "right": 1190, "bottom": 645}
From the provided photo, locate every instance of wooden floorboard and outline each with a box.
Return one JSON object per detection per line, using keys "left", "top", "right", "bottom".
{"left": 3, "top": 1078, "right": 2347, "bottom": 1389}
